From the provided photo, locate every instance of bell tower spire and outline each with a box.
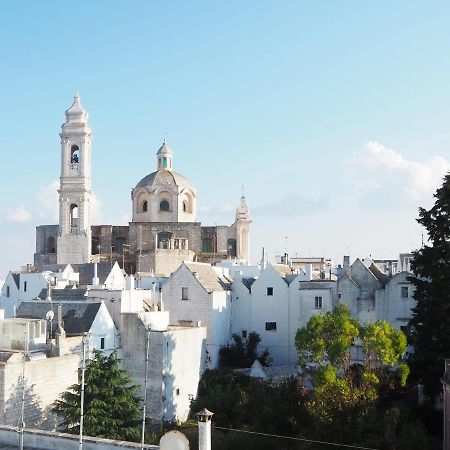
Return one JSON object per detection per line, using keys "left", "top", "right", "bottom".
{"left": 156, "top": 139, "right": 173, "bottom": 171}
{"left": 57, "top": 92, "right": 93, "bottom": 264}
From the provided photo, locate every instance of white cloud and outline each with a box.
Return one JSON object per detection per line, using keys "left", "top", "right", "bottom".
{"left": 6, "top": 206, "right": 31, "bottom": 222}
{"left": 347, "top": 141, "right": 450, "bottom": 200}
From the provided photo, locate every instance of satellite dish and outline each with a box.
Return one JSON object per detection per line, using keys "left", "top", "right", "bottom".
{"left": 160, "top": 430, "right": 190, "bottom": 450}
{"left": 46, "top": 311, "right": 54, "bottom": 321}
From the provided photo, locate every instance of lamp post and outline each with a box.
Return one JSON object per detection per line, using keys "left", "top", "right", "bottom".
{"left": 196, "top": 408, "right": 214, "bottom": 450}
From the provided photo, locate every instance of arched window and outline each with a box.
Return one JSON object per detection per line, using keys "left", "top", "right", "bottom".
{"left": 70, "top": 145, "right": 80, "bottom": 166}
{"left": 70, "top": 204, "right": 79, "bottom": 230}
{"left": 142, "top": 200, "right": 148, "bottom": 212}
{"left": 160, "top": 200, "right": 170, "bottom": 211}
{"left": 202, "top": 238, "right": 214, "bottom": 253}
{"left": 227, "top": 239, "right": 237, "bottom": 257}
{"left": 183, "top": 201, "right": 187, "bottom": 212}
{"left": 47, "top": 236, "right": 56, "bottom": 254}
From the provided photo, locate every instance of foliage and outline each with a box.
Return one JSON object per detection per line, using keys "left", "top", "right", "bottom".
{"left": 408, "top": 172, "right": 450, "bottom": 401}
{"left": 190, "top": 369, "right": 308, "bottom": 436}
{"left": 295, "top": 304, "right": 408, "bottom": 442}
{"left": 219, "top": 331, "right": 271, "bottom": 368}
{"left": 52, "top": 350, "right": 141, "bottom": 441}
{"left": 295, "top": 303, "right": 359, "bottom": 372}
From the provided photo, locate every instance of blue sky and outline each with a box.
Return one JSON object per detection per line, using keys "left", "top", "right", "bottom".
{"left": 1, "top": 1, "right": 450, "bottom": 278}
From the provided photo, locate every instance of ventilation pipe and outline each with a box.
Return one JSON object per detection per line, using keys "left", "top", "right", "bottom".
{"left": 92, "top": 262, "right": 99, "bottom": 286}
{"left": 196, "top": 408, "right": 214, "bottom": 450}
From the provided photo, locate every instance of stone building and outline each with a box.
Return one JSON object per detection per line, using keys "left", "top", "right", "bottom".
{"left": 34, "top": 94, "right": 251, "bottom": 276}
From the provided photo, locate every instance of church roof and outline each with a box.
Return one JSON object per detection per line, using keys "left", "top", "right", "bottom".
{"left": 135, "top": 169, "right": 195, "bottom": 191}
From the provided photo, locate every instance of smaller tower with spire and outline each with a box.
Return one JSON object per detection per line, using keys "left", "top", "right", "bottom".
{"left": 234, "top": 193, "right": 252, "bottom": 262}
{"left": 157, "top": 138, "right": 173, "bottom": 171}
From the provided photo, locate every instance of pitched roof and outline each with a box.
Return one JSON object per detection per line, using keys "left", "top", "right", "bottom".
{"left": 368, "top": 263, "right": 390, "bottom": 286}
{"left": 241, "top": 277, "right": 256, "bottom": 292}
{"left": 37, "top": 288, "right": 88, "bottom": 302}
{"left": 16, "top": 301, "right": 102, "bottom": 336}
{"left": 11, "top": 273, "right": 20, "bottom": 289}
{"left": 71, "top": 263, "right": 113, "bottom": 286}
{"left": 270, "top": 264, "right": 296, "bottom": 285}
{"left": 35, "top": 264, "right": 72, "bottom": 273}
{"left": 184, "top": 262, "right": 231, "bottom": 292}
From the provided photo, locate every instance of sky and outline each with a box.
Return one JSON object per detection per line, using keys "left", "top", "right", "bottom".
{"left": 1, "top": 1, "right": 450, "bottom": 279}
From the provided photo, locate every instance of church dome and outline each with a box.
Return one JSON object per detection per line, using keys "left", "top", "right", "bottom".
{"left": 135, "top": 170, "right": 195, "bottom": 191}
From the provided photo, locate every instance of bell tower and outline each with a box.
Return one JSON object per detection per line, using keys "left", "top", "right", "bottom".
{"left": 57, "top": 92, "right": 93, "bottom": 264}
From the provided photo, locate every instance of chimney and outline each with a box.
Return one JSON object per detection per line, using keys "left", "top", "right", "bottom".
{"left": 388, "top": 261, "right": 394, "bottom": 277}
{"left": 196, "top": 408, "right": 214, "bottom": 450}
{"left": 343, "top": 256, "right": 350, "bottom": 274}
{"left": 57, "top": 304, "right": 63, "bottom": 331}
{"left": 305, "top": 263, "right": 313, "bottom": 281}
{"left": 92, "top": 262, "right": 100, "bottom": 286}
{"left": 46, "top": 282, "right": 52, "bottom": 301}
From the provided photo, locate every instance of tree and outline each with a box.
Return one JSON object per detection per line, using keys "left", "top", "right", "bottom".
{"left": 52, "top": 350, "right": 141, "bottom": 441}
{"left": 219, "top": 331, "right": 271, "bottom": 368}
{"left": 295, "top": 304, "right": 407, "bottom": 442}
{"left": 408, "top": 172, "right": 450, "bottom": 402}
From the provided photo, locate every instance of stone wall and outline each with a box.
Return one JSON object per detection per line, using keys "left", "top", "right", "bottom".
{"left": 0, "top": 352, "right": 79, "bottom": 430}
{"left": 0, "top": 424, "right": 158, "bottom": 449}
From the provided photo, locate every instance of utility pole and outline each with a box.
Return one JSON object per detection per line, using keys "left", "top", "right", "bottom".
{"left": 19, "top": 324, "right": 28, "bottom": 450}
{"left": 79, "top": 333, "right": 88, "bottom": 450}
{"left": 141, "top": 327, "right": 151, "bottom": 449}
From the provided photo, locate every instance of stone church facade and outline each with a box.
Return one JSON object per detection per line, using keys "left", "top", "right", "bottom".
{"left": 34, "top": 94, "right": 251, "bottom": 276}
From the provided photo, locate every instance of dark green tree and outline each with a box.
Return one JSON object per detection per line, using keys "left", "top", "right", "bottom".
{"left": 52, "top": 350, "right": 141, "bottom": 441}
{"left": 219, "top": 331, "right": 271, "bottom": 368}
{"left": 408, "top": 172, "right": 450, "bottom": 402}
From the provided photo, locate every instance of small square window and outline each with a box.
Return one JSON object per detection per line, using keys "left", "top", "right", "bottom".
{"left": 100, "top": 337, "right": 105, "bottom": 349}
{"left": 242, "top": 330, "right": 247, "bottom": 339}
{"left": 401, "top": 287, "right": 409, "bottom": 298}
{"left": 181, "top": 287, "right": 189, "bottom": 301}
{"left": 266, "top": 287, "right": 273, "bottom": 296}
{"left": 315, "top": 296, "right": 323, "bottom": 309}
{"left": 338, "top": 293, "right": 342, "bottom": 299}
{"left": 265, "top": 322, "right": 277, "bottom": 331}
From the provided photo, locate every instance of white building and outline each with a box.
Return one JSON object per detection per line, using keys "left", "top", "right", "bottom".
{"left": 161, "top": 262, "right": 232, "bottom": 368}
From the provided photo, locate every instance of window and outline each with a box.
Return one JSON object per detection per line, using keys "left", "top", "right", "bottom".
{"left": 91, "top": 237, "right": 100, "bottom": 255}
{"left": 202, "top": 238, "right": 213, "bottom": 253}
{"left": 70, "top": 145, "right": 80, "bottom": 167}
{"left": 160, "top": 200, "right": 170, "bottom": 211}
{"left": 6, "top": 286, "right": 10, "bottom": 298}
{"left": 176, "top": 388, "right": 180, "bottom": 396}
{"left": 162, "top": 157, "right": 168, "bottom": 168}
{"left": 70, "top": 204, "right": 79, "bottom": 229}
{"left": 266, "top": 287, "right": 273, "bottom": 296}
{"left": 338, "top": 293, "right": 342, "bottom": 299}
{"left": 401, "top": 287, "right": 409, "bottom": 298}
{"left": 227, "top": 239, "right": 237, "bottom": 257}
{"left": 315, "top": 296, "right": 323, "bottom": 309}
{"left": 183, "top": 201, "right": 187, "bottom": 212}
{"left": 100, "top": 337, "right": 105, "bottom": 350}
{"left": 47, "top": 236, "right": 56, "bottom": 254}
{"left": 23, "top": 281, "right": 27, "bottom": 293}
{"left": 174, "top": 239, "right": 180, "bottom": 249}
{"left": 265, "top": 322, "right": 277, "bottom": 332}
{"left": 142, "top": 200, "right": 148, "bottom": 212}
{"left": 241, "top": 330, "right": 247, "bottom": 339}
{"left": 181, "top": 287, "right": 189, "bottom": 301}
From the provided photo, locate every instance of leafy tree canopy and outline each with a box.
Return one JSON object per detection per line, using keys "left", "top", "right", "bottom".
{"left": 408, "top": 172, "right": 450, "bottom": 401}
{"left": 52, "top": 350, "right": 141, "bottom": 442}
{"left": 295, "top": 304, "right": 408, "bottom": 441}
